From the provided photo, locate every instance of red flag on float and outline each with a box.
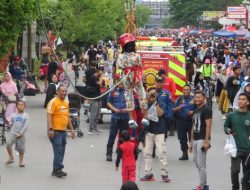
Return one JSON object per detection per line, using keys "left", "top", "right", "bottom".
{"left": 48, "top": 31, "right": 56, "bottom": 50}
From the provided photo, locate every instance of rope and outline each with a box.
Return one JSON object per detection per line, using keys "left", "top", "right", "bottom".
{"left": 74, "top": 72, "right": 130, "bottom": 100}
{"left": 36, "top": 0, "right": 129, "bottom": 100}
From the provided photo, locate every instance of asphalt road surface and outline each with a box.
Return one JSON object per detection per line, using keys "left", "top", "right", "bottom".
{"left": 0, "top": 92, "right": 232, "bottom": 190}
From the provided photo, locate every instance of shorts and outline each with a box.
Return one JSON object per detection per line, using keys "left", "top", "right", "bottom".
{"left": 6, "top": 133, "right": 26, "bottom": 153}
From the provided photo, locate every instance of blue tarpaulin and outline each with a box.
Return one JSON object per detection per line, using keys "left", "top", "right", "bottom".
{"left": 244, "top": 33, "right": 250, "bottom": 38}
{"left": 213, "top": 30, "right": 236, "bottom": 37}
{"left": 189, "top": 30, "right": 198, "bottom": 34}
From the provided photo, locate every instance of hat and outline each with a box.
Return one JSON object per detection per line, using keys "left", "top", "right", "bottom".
{"left": 119, "top": 33, "right": 136, "bottom": 48}
{"left": 205, "top": 58, "right": 211, "bottom": 64}
{"left": 156, "top": 77, "right": 164, "bottom": 83}
{"left": 158, "top": 69, "right": 166, "bottom": 76}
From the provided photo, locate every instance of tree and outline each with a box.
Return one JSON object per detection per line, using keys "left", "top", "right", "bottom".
{"left": 136, "top": 5, "right": 152, "bottom": 28}
{"left": 37, "top": 0, "right": 126, "bottom": 46}
{"left": 164, "top": 0, "right": 243, "bottom": 28}
{"left": 0, "top": 0, "right": 36, "bottom": 57}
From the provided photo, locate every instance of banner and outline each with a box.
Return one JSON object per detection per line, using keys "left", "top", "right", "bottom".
{"left": 227, "top": 6, "right": 246, "bottom": 19}
{"left": 202, "top": 11, "right": 225, "bottom": 21}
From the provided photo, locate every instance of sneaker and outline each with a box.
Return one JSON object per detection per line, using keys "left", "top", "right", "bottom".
{"left": 88, "top": 130, "right": 96, "bottom": 135}
{"left": 161, "top": 175, "right": 171, "bottom": 183}
{"left": 222, "top": 115, "right": 226, "bottom": 120}
{"left": 106, "top": 154, "right": 112, "bottom": 161}
{"left": 179, "top": 152, "right": 189, "bottom": 161}
{"left": 94, "top": 129, "right": 102, "bottom": 134}
{"left": 58, "top": 169, "right": 67, "bottom": 177}
{"left": 51, "top": 170, "right": 65, "bottom": 178}
{"left": 140, "top": 174, "right": 155, "bottom": 181}
{"left": 193, "top": 185, "right": 202, "bottom": 190}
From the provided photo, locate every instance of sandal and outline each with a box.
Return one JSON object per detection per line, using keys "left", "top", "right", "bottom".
{"left": 19, "top": 163, "right": 25, "bottom": 167}
{"left": 5, "top": 160, "right": 14, "bottom": 165}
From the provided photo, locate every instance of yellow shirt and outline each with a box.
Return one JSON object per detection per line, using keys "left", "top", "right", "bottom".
{"left": 47, "top": 97, "right": 69, "bottom": 131}
{"left": 108, "top": 48, "right": 114, "bottom": 61}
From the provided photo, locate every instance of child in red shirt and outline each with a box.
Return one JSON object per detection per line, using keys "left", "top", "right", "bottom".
{"left": 116, "top": 130, "right": 138, "bottom": 183}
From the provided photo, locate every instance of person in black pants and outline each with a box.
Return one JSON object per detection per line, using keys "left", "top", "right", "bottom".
{"left": 224, "top": 93, "right": 250, "bottom": 190}
{"left": 173, "top": 84, "right": 196, "bottom": 160}
{"left": 106, "top": 80, "right": 129, "bottom": 161}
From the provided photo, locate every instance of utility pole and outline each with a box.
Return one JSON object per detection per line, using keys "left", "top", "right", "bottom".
{"left": 27, "top": 23, "right": 32, "bottom": 71}
{"left": 242, "top": 0, "right": 250, "bottom": 30}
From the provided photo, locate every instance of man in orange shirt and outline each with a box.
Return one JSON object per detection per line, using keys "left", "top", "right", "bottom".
{"left": 158, "top": 69, "right": 176, "bottom": 100}
{"left": 158, "top": 69, "right": 176, "bottom": 136}
{"left": 47, "top": 85, "right": 75, "bottom": 178}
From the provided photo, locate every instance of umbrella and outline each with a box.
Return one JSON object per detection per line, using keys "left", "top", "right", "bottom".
{"left": 213, "top": 30, "right": 236, "bottom": 38}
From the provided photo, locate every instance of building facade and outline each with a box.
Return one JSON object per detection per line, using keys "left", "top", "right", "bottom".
{"left": 138, "top": 0, "right": 169, "bottom": 28}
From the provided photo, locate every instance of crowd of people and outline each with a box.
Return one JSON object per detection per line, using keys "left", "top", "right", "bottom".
{"left": 0, "top": 30, "right": 250, "bottom": 190}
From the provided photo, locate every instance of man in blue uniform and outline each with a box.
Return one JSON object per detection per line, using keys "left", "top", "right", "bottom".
{"left": 173, "top": 84, "right": 196, "bottom": 160}
{"left": 106, "top": 79, "right": 129, "bottom": 161}
{"left": 155, "top": 77, "right": 173, "bottom": 134}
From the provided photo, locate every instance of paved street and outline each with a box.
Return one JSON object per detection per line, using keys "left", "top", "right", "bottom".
{"left": 0, "top": 93, "right": 231, "bottom": 190}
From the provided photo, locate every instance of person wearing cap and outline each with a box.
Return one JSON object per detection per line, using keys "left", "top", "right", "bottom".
{"left": 158, "top": 69, "right": 176, "bottom": 136}
{"left": 173, "top": 84, "right": 196, "bottom": 160}
{"left": 158, "top": 69, "right": 176, "bottom": 101}
{"left": 155, "top": 77, "right": 173, "bottom": 134}
{"left": 106, "top": 78, "right": 129, "bottom": 161}
{"left": 140, "top": 88, "right": 171, "bottom": 182}
{"left": 201, "top": 58, "right": 214, "bottom": 81}
{"left": 117, "top": 33, "right": 147, "bottom": 129}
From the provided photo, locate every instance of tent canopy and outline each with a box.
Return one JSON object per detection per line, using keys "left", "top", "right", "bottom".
{"left": 245, "top": 33, "right": 250, "bottom": 38}
{"left": 213, "top": 29, "right": 236, "bottom": 37}
{"left": 235, "top": 29, "right": 248, "bottom": 37}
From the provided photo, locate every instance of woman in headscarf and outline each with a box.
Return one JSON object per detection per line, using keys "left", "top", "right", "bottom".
{"left": 44, "top": 74, "right": 58, "bottom": 108}
{"left": 0, "top": 72, "right": 18, "bottom": 123}
{"left": 194, "top": 72, "right": 209, "bottom": 96}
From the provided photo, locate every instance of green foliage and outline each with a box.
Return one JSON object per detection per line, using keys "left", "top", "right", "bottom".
{"left": 165, "top": 0, "right": 243, "bottom": 28}
{"left": 37, "top": 0, "right": 126, "bottom": 45}
{"left": 136, "top": 5, "right": 152, "bottom": 28}
{"left": 0, "top": 0, "right": 36, "bottom": 57}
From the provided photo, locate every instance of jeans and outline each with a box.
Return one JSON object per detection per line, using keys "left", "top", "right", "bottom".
{"left": 193, "top": 140, "right": 207, "bottom": 188}
{"left": 89, "top": 100, "right": 101, "bottom": 131}
{"left": 50, "top": 131, "right": 67, "bottom": 170}
{"left": 231, "top": 152, "right": 250, "bottom": 190}
{"left": 176, "top": 119, "right": 192, "bottom": 153}
{"left": 107, "top": 118, "right": 128, "bottom": 148}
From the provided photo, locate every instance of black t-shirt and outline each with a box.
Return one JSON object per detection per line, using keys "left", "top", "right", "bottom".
{"left": 193, "top": 105, "right": 212, "bottom": 140}
{"left": 47, "top": 62, "right": 59, "bottom": 81}
{"left": 88, "top": 49, "right": 97, "bottom": 62}
{"left": 87, "top": 74, "right": 101, "bottom": 98}
{"left": 85, "top": 68, "right": 96, "bottom": 86}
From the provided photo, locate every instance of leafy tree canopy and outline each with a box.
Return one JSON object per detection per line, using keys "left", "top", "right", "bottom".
{"left": 0, "top": 0, "right": 36, "bottom": 57}
{"left": 165, "top": 0, "right": 242, "bottom": 28}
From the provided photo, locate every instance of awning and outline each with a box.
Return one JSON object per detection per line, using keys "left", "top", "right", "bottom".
{"left": 213, "top": 30, "right": 236, "bottom": 37}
